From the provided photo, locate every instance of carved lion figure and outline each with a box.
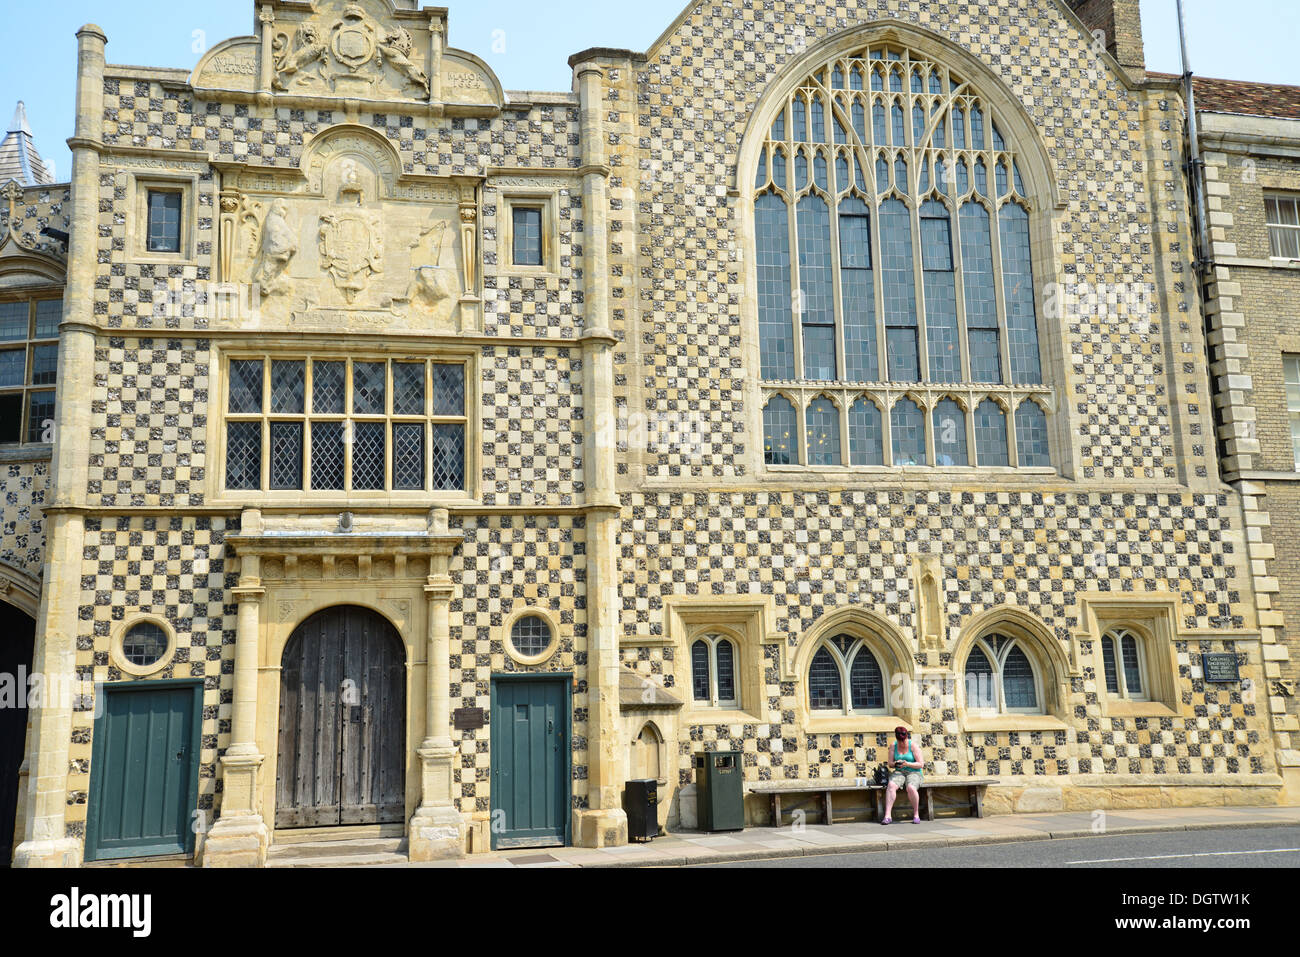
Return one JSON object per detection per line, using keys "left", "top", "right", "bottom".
{"left": 272, "top": 24, "right": 327, "bottom": 91}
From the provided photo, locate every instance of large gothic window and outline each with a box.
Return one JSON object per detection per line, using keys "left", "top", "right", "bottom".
{"left": 756, "top": 43, "right": 1052, "bottom": 470}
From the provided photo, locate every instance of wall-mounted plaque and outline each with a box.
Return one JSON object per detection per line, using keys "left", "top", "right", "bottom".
{"left": 453, "top": 707, "right": 486, "bottom": 731}
{"left": 1202, "top": 653, "right": 1241, "bottom": 684}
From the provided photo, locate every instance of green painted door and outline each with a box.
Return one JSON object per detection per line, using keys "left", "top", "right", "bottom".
{"left": 490, "top": 676, "right": 570, "bottom": 849}
{"left": 85, "top": 681, "right": 202, "bottom": 862}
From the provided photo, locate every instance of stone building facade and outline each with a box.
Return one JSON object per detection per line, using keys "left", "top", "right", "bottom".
{"left": 2, "top": 0, "right": 1297, "bottom": 868}
{"left": 1189, "top": 76, "right": 1300, "bottom": 785}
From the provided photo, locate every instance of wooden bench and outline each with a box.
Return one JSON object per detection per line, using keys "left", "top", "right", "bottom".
{"left": 747, "top": 778, "right": 997, "bottom": 826}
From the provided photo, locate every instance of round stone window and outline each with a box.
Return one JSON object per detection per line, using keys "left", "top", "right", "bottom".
{"left": 120, "top": 622, "right": 170, "bottom": 670}
{"left": 509, "top": 614, "right": 554, "bottom": 662}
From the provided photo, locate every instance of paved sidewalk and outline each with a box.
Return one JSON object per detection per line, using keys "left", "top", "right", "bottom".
{"left": 407, "top": 805, "right": 1300, "bottom": 868}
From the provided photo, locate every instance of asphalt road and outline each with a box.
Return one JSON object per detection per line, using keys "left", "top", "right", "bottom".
{"left": 693, "top": 825, "right": 1300, "bottom": 868}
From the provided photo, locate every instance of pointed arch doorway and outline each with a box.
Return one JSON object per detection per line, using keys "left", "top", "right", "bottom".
{"left": 275, "top": 605, "right": 406, "bottom": 829}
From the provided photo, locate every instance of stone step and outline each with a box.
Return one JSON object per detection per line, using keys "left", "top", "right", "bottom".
{"left": 268, "top": 837, "right": 407, "bottom": 868}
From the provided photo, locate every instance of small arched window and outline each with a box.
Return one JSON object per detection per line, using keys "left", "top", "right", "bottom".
{"left": 963, "top": 633, "right": 1042, "bottom": 714}
{"left": 691, "top": 633, "right": 738, "bottom": 708}
{"left": 807, "top": 634, "right": 890, "bottom": 715}
{"left": 1101, "top": 628, "right": 1147, "bottom": 701}
{"left": 763, "top": 395, "right": 798, "bottom": 465}
{"left": 753, "top": 41, "right": 1051, "bottom": 472}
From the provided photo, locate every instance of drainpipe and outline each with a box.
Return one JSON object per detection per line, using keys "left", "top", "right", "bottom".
{"left": 1178, "top": 0, "right": 1213, "bottom": 274}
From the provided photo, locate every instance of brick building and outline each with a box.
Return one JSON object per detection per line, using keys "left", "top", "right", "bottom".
{"left": 2, "top": 0, "right": 1297, "bottom": 868}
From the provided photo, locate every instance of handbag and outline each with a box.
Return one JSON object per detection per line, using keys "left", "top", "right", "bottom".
{"left": 873, "top": 762, "right": 892, "bottom": 786}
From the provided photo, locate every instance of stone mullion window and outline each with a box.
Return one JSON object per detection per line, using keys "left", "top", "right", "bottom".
{"left": 756, "top": 42, "right": 1051, "bottom": 472}
{"left": 223, "top": 355, "right": 468, "bottom": 494}
{"left": 0, "top": 295, "right": 61, "bottom": 447}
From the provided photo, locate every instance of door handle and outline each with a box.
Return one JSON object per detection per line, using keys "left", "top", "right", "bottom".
{"left": 175, "top": 749, "right": 186, "bottom": 761}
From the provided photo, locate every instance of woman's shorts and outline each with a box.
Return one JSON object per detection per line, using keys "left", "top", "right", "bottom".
{"left": 889, "top": 771, "right": 923, "bottom": 790}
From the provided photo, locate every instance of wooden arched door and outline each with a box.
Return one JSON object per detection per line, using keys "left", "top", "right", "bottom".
{"left": 1, "top": 602, "right": 35, "bottom": 864}
{"left": 275, "top": 606, "right": 406, "bottom": 829}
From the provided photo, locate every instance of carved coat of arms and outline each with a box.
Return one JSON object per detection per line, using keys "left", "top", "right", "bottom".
{"left": 318, "top": 210, "right": 383, "bottom": 303}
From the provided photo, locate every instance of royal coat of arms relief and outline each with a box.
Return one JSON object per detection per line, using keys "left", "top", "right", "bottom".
{"left": 272, "top": 2, "right": 431, "bottom": 98}
{"left": 223, "top": 129, "right": 476, "bottom": 335}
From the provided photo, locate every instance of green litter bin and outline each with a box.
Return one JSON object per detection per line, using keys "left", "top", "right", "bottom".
{"left": 694, "top": 750, "right": 744, "bottom": 832}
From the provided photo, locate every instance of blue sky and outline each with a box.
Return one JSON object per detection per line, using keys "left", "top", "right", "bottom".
{"left": 3, "top": 0, "right": 1298, "bottom": 183}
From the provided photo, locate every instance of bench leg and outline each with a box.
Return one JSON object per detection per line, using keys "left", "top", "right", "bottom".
{"left": 970, "top": 785, "right": 984, "bottom": 819}
{"left": 823, "top": 791, "right": 833, "bottom": 826}
{"left": 773, "top": 793, "right": 782, "bottom": 829}
{"left": 924, "top": 788, "right": 935, "bottom": 822}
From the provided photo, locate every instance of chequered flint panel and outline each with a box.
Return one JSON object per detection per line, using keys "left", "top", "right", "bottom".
{"left": 449, "top": 513, "right": 588, "bottom": 814}
{"left": 0, "top": 460, "right": 50, "bottom": 581}
{"left": 618, "top": 487, "right": 1270, "bottom": 785}
{"left": 6, "top": 182, "right": 71, "bottom": 254}
{"left": 87, "top": 337, "right": 210, "bottom": 508}
{"left": 64, "top": 515, "right": 237, "bottom": 838}
{"left": 479, "top": 345, "right": 584, "bottom": 507}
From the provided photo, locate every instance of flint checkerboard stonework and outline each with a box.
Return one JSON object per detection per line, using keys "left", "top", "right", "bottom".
{"left": 5, "top": 0, "right": 1299, "bottom": 868}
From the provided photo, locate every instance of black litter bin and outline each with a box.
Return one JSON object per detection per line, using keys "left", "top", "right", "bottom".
{"left": 624, "top": 778, "right": 659, "bottom": 842}
{"left": 694, "top": 750, "right": 744, "bottom": 831}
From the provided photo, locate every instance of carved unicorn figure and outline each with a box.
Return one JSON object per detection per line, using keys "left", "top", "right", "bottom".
{"left": 379, "top": 27, "right": 430, "bottom": 96}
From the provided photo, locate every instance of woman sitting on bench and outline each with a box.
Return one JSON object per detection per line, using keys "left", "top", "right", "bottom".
{"left": 882, "top": 725, "right": 924, "bottom": 825}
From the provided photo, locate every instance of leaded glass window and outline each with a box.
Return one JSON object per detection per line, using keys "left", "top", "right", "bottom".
{"left": 511, "top": 205, "right": 543, "bottom": 267}
{"left": 932, "top": 398, "right": 968, "bottom": 467}
{"left": 0, "top": 295, "right": 61, "bottom": 446}
{"left": 224, "top": 356, "right": 468, "bottom": 493}
{"left": 973, "top": 399, "right": 1009, "bottom": 467}
{"left": 1015, "top": 400, "right": 1051, "bottom": 467}
{"left": 691, "top": 634, "right": 739, "bottom": 708}
{"left": 806, "top": 397, "right": 841, "bottom": 465}
{"left": 849, "top": 398, "right": 884, "bottom": 465}
{"left": 964, "top": 634, "right": 1043, "bottom": 714}
{"left": 891, "top": 396, "right": 926, "bottom": 466}
{"left": 809, "top": 646, "right": 844, "bottom": 711}
{"left": 510, "top": 615, "right": 553, "bottom": 658}
{"left": 146, "top": 190, "right": 182, "bottom": 254}
{"left": 763, "top": 395, "right": 798, "bottom": 465}
{"left": 121, "top": 622, "right": 169, "bottom": 668}
{"left": 808, "top": 634, "right": 891, "bottom": 715}
{"left": 1101, "top": 628, "right": 1147, "bottom": 701}
{"left": 754, "top": 42, "right": 1050, "bottom": 471}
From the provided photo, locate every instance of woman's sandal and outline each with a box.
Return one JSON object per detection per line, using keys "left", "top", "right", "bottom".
{"left": 912, "top": 816, "right": 922, "bottom": 824}
{"left": 881, "top": 817, "right": 892, "bottom": 825}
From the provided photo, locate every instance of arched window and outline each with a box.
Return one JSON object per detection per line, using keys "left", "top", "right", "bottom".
{"left": 962, "top": 633, "right": 1043, "bottom": 714}
{"left": 1100, "top": 628, "right": 1147, "bottom": 701}
{"left": 973, "top": 399, "right": 1008, "bottom": 466}
{"left": 691, "top": 633, "right": 738, "bottom": 708}
{"left": 932, "top": 398, "right": 968, "bottom": 466}
{"left": 891, "top": 397, "right": 926, "bottom": 466}
{"left": 806, "top": 397, "right": 841, "bottom": 465}
{"left": 807, "top": 633, "right": 890, "bottom": 715}
{"left": 754, "top": 41, "right": 1050, "bottom": 471}
{"left": 763, "top": 395, "right": 798, "bottom": 465}
{"left": 849, "top": 397, "right": 884, "bottom": 465}
{"left": 1014, "top": 400, "right": 1050, "bottom": 467}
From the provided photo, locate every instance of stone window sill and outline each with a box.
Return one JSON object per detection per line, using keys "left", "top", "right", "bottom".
{"left": 962, "top": 714, "right": 1069, "bottom": 733}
